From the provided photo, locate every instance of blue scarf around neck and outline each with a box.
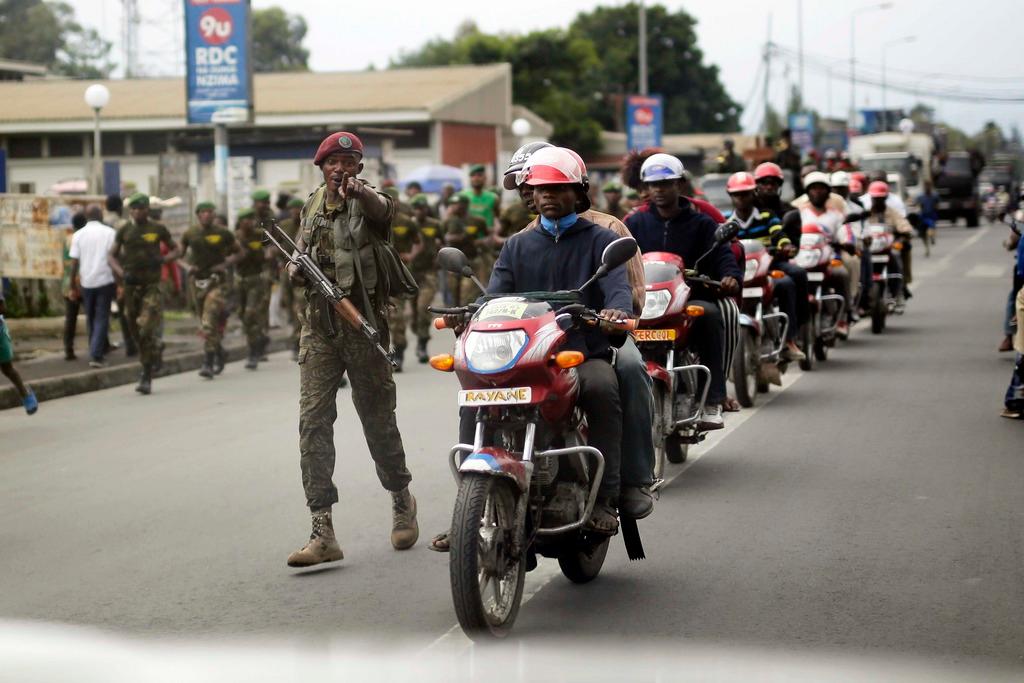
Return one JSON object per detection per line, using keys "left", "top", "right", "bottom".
{"left": 540, "top": 212, "right": 578, "bottom": 237}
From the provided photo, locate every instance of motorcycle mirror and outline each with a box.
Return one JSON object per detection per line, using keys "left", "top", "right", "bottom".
{"left": 437, "top": 247, "right": 473, "bottom": 277}
{"left": 714, "top": 221, "right": 740, "bottom": 244}
{"left": 599, "top": 237, "right": 639, "bottom": 274}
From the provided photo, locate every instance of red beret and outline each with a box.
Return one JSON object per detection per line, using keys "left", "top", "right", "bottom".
{"left": 314, "top": 131, "right": 364, "bottom": 166}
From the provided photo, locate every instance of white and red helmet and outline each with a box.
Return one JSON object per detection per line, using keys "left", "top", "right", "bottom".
{"left": 868, "top": 180, "right": 890, "bottom": 198}
{"left": 753, "top": 161, "right": 784, "bottom": 181}
{"left": 519, "top": 147, "right": 586, "bottom": 186}
{"left": 726, "top": 171, "right": 757, "bottom": 193}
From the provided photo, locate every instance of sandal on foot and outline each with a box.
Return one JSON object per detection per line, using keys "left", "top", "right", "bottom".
{"left": 586, "top": 499, "right": 619, "bottom": 535}
{"left": 428, "top": 530, "right": 450, "bottom": 553}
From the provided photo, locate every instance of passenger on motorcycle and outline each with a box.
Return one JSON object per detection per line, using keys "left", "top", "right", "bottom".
{"left": 831, "top": 171, "right": 867, "bottom": 322}
{"left": 463, "top": 146, "right": 635, "bottom": 533}
{"left": 625, "top": 153, "right": 743, "bottom": 430}
{"left": 796, "top": 171, "right": 854, "bottom": 337}
{"left": 507, "top": 143, "right": 657, "bottom": 519}
{"left": 865, "top": 180, "right": 914, "bottom": 298}
{"left": 727, "top": 172, "right": 806, "bottom": 362}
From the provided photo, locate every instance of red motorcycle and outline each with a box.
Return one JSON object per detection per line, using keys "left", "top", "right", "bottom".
{"left": 634, "top": 222, "right": 738, "bottom": 483}
{"left": 732, "top": 239, "right": 790, "bottom": 407}
{"left": 793, "top": 224, "right": 846, "bottom": 370}
{"left": 428, "top": 238, "right": 638, "bottom": 639}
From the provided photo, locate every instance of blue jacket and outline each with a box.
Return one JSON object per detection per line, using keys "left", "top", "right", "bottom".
{"left": 486, "top": 217, "right": 634, "bottom": 359}
{"left": 625, "top": 198, "right": 743, "bottom": 295}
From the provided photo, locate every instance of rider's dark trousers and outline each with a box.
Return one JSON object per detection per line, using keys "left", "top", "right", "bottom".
{"left": 771, "top": 275, "right": 800, "bottom": 341}
{"left": 459, "top": 358, "right": 622, "bottom": 499}
{"left": 773, "top": 260, "right": 809, "bottom": 327}
{"left": 689, "top": 299, "right": 727, "bottom": 405}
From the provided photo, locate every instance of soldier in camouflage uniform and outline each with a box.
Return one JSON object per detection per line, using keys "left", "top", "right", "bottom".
{"left": 235, "top": 208, "right": 273, "bottom": 370}
{"left": 277, "top": 197, "right": 307, "bottom": 361}
{"left": 601, "top": 180, "right": 627, "bottom": 220}
{"left": 285, "top": 131, "right": 418, "bottom": 567}
{"left": 179, "top": 201, "right": 241, "bottom": 378}
{"left": 108, "top": 192, "right": 179, "bottom": 395}
{"left": 408, "top": 194, "right": 442, "bottom": 363}
{"left": 251, "top": 189, "right": 274, "bottom": 225}
{"left": 443, "top": 194, "right": 489, "bottom": 305}
{"left": 383, "top": 187, "right": 419, "bottom": 372}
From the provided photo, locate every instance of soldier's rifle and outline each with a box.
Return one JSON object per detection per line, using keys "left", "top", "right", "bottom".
{"left": 263, "top": 220, "right": 397, "bottom": 368}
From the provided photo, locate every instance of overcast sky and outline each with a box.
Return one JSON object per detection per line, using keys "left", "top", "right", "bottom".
{"left": 73, "top": 0, "right": 1024, "bottom": 136}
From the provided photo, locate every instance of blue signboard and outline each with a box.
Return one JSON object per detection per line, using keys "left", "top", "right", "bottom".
{"left": 185, "top": 0, "right": 253, "bottom": 125}
{"left": 626, "top": 95, "right": 663, "bottom": 151}
{"left": 788, "top": 112, "right": 816, "bottom": 154}
{"left": 102, "top": 160, "right": 120, "bottom": 196}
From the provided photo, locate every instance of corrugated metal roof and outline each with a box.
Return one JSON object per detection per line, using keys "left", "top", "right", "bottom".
{"left": 0, "top": 64, "right": 510, "bottom": 125}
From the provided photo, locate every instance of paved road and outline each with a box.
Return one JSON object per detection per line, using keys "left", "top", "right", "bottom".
{"left": 1, "top": 223, "right": 1021, "bottom": 674}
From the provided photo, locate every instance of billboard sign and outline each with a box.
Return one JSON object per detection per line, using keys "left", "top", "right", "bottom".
{"left": 185, "top": 0, "right": 253, "bottom": 125}
{"left": 626, "top": 95, "right": 663, "bottom": 151}
{"left": 788, "top": 112, "right": 816, "bottom": 154}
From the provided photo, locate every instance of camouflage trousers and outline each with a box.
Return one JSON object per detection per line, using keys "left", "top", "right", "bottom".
{"left": 123, "top": 282, "right": 163, "bottom": 368}
{"left": 411, "top": 270, "right": 438, "bottom": 341}
{"left": 448, "top": 255, "right": 488, "bottom": 307}
{"left": 237, "top": 274, "right": 270, "bottom": 349}
{"left": 298, "top": 311, "right": 412, "bottom": 510}
{"left": 192, "top": 278, "right": 228, "bottom": 354}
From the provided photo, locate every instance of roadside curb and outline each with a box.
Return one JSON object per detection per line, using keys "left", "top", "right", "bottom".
{"left": 0, "top": 335, "right": 294, "bottom": 410}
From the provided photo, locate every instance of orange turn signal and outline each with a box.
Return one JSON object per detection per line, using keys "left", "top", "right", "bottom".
{"left": 429, "top": 354, "right": 455, "bottom": 371}
{"left": 830, "top": 259, "right": 844, "bottom": 268}
{"left": 686, "top": 305, "right": 705, "bottom": 317}
{"left": 892, "top": 242, "right": 903, "bottom": 251}
{"left": 433, "top": 317, "right": 447, "bottom": 330}
{"left": 554, "top": 350, "right": 585, "bottom": 369}
{"left": 770, "top": 270, "right": 786, "bottom": 279}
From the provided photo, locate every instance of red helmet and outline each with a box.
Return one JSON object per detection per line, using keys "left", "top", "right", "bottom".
{"left": 726, "top": 171, "right": 757, "bottom": 193}
{"left": 851, "top": 171, "right": 868, "bottom": 186}
{"left": 849, "top": 178, "right": 864, "bottom": 194}
{"left": 519, "top": 147, "right": 585, "bottom": 186}
{"left": 754, "top": 162, "right": 784, "bottom": 181}
{"left": 868, "top": 180, "right": 890, "bottom": 198}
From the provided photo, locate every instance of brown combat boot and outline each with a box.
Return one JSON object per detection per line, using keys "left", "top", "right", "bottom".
{"left": 287, "top": 510, "right": 344, "bottom": 567}
{"left": 390, "top": 488, "right": 419, "bottom": 550}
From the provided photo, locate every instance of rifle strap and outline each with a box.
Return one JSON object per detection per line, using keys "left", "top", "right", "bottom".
{"left": 337, "top": 200, "right": 380, "bottom": 332}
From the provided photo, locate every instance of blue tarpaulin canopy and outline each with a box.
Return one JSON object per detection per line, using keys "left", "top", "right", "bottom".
{"left": 400, "top": 165, "right": 464, "bottom": 194}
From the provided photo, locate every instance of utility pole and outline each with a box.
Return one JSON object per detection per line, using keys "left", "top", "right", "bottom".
{"left": 797, "top": 0, "right": 804, "bottom": 106}
{"left": 121, "top": 0, "right": 139, "bottom": 78}
{"left": 761, "top": 15, "right": 772, "bottom": 136}
{"left": 638, "top": 1, "right": 648, "bottom": 96}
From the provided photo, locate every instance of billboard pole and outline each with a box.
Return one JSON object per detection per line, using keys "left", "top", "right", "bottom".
{"left": 214, "top": 123, "right": 228, "bottom": 213}
{"left": 638, "top": 1, "right": 648, "bottom": 96}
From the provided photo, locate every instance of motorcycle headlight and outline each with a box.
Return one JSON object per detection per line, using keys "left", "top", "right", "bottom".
{"left": 641, "top": 289, "right": 671, "bottom": 320}
{"left": 795, "top": 248, "right": 820, "bottom": 267}
{"left": 464, "top": 330, "right": 528, "bottom": 373}
{"left": 870, "top": 239, "right": 887, "bottom": 253}
{"left": 744, "top": 258, "right": 758, "bottom": 282}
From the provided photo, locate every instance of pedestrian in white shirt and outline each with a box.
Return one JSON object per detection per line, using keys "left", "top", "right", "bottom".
{"left": 69, "top": 204, "right": 117, "bottom": 367}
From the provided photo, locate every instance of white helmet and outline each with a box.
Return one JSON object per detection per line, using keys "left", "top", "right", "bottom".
{"left": 640, "top": 153, "right": 685, "bottom": 183}
{"left": 803, "top": 171, "right": 831, "bottom": 189}
{"left": 830, "top": 171, "right": 850, "bottom": 188}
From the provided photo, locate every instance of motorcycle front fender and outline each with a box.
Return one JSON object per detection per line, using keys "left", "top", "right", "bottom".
{"left": 459, "top": 447, "right": 531, "bottom": 492}
{"left": 739, "top": 313, "right": 760, "bottom": 333}
{"left": 645, "top": 359, "right": 673, "bottom": 388}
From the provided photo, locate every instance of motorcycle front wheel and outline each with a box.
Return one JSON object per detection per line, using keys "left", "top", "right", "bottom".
{"left": 870, "top": 283, "right": 886, "bottom": 334}
{"left": 652, "top": 384, "right": 667, "bottom": 480}
{"left": 450, "top": 474, "right": 526, "bottom": 639}
{"left": 799, "top": 321, "right": 816, "bottom": 371}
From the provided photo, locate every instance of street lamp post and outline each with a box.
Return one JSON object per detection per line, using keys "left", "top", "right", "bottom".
{"left": 882, "top": 35, "right": 916, "bottom": 131}
{"left": 849, "top": 2, "right": 893, "bottom": 131}
{"left": 84, "top": 84, "right": 110, "bottom": 195}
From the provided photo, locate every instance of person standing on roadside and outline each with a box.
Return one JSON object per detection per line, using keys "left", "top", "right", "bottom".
{"left": 602, "top": 181, "right": 627, "bottom": 220}
{"left": 408, "top": 194, "right": 442, "bottom": 364}
{"left": 235, "top": 208, "right": 273, "bottom": 370}
{"left": 443, "top": 194, "right": 489, "bottom": 304}
{"left": 464, "top": 164, "right": 500, "bottom": 279}
{"left": 383, "top": 187, "right": 419, "bottom": 372}
{"left": 69, "top": 205, "right": 117, "bottom": 368}
{"left": 276, "top": 198, "right": 306, "bottom": 361}
{"left": 180, "top": 201, "right": 241, "bottom": 378}
{"left": 284, "top": 131, "right": 418, "bottom": 567}
{"left": 108, "top": 193, "right": 179, "bottom": 395}
{"left": 62, "top": 212, "right": 87, "bottom": 361}
{"left": 0, "top": 288, "right": 38, "bottom": 414}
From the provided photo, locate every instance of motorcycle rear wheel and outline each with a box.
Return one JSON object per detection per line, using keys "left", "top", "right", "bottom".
{"left": 732, "top": 329, "right": 758, "bottom": 408}
{"left": 558, "top": 535, "right": 611, "bottom": 584}
{"left": 450, "top": 474, "right": 526, "bottom": 639}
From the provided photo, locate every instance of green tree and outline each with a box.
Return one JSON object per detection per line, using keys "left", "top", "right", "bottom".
{"left": 252, "top": 7, "right": 309, "bottom": 72}
{"left": 569, "top": 3, "right": 741, "bottom": 133}
{"left": 0, "top": 0, "right": 113, "bottom": 77}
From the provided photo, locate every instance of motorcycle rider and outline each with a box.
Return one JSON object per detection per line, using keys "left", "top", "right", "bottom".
{"left": 754, "top": 162, "right": 794, "bottom": 224}
{"left": 796, "top": 171, "right": 854, "bottom": 337}
{"left": 830, "top": 171, "right": 866, "bottom": 322}
{"left": 865, "top": 180, "right": 914, "bottom": 300}
{"left": 626, "top": 153, "right": 742, "bottom": 430}
{"left": 726, "top": 172, "right": 806, "bottom": 362}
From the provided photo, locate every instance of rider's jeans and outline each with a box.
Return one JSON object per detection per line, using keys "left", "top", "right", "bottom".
{"left": 615, "top": 337, "right": 654, "bottom": 487}
{"left": 457, "top": 358, "right": 623, "bottom": 500}
{"left": 689, "top": 299, "right": 727, "bottom": 405}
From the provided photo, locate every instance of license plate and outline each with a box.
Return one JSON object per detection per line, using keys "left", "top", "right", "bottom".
{"left": 458, "top": 387, "right": 532, "bottom": 406}
{"left": 872, "top": 255, "right": 890, "bottom": 264}
{"left": 806, "top": 272, "right": 825, "bottom": 281}
{"left": 633, "top": 328, "right": 677, "bottom": 342}
{"left": 742, "top": 286, "right": 763, "bottom": 298}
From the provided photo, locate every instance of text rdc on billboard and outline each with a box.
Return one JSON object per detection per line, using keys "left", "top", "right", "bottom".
{"left": 185, "top": 0, "right": 253, "bottom": 125}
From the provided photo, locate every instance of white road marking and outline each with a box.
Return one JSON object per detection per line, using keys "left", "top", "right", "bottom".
{"left": 965, "top": 263, "right": 1009, "bottom": 279}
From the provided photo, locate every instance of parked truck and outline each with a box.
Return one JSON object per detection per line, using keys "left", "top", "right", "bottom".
{"left": 849, "top": 132, "right": 935, "bottom": 204}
